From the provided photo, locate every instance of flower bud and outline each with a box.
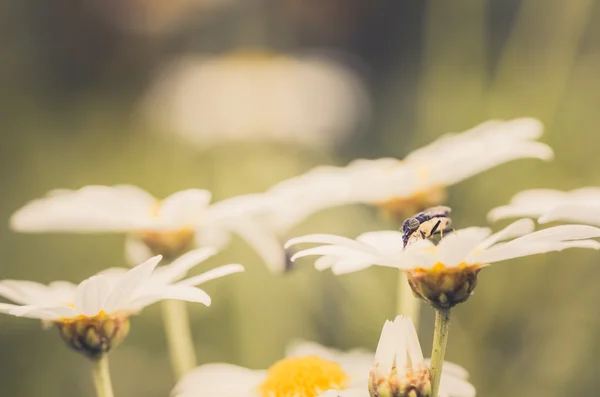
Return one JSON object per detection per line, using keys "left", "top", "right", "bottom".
{"left": 56, "top": 314, "right": 130, "bottom": 360}
{"left": 406, "top": 264, "right": 481, "bottom": 310}
{"left": 369, "top": 366, "right": 432, "bottom": 397}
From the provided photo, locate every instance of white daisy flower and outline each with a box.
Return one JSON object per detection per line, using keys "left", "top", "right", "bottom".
{"left": 0, "top": 248, "right": 243, "bottom": 358}
{"left": 286, "top": 219, "right": 600, "bottom": 309}
{"left": 268, "top": 118, "right": 553, "bottom": 220}
{"left": 141, "top": 51, "right": 369, "bottom": 149}
{"left": 171, "top": 316, "right": 474, "bottom": 397}
{"left": 488, "top": 187, "right": 600, "bottom": 224}
{"left": 10, "top": 185, "right": 281, "bottom": 269}
{"left": 370, "top": 316, "right": 475, "bottom": 397}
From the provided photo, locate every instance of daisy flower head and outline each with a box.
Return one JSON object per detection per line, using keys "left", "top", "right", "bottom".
{"left": 286, "top": 219, "right": 600, "bottom": 310}
{"left": 141, "top": 50, "right": 369, "bottom": 149}
{"left": 370, "top": 316, "right": 475, "bottom": 397}
{"left": 488, "top": 187, "right": 600, "bottom": 225}
{"left": 0, "top": 248, "right": 243, "bottom": 359}
{"left": 171, "top": 317, "right": 474, "bottom": 397}
{"left": 269, "top": 118, "right": 553, "bottom": 221}
{"left": 10, "top": 185, "right": 277, "bottom": 266}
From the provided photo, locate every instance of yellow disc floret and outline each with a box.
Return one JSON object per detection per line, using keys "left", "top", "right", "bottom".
{"left": 259, "top": 356, "right": 349, "bottom": 397}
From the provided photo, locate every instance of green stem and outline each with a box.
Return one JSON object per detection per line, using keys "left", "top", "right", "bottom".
{"left": 92, "top": 355, "right": 114, "bottom": 397}
{"left": 161, "top": 300, "right": 197, "bottom": 379}
{"left": 396, "top": 271, "right": 421, "bottom": 329}
{"left": 430, "top": 308, "right": 451, "bottom": 397}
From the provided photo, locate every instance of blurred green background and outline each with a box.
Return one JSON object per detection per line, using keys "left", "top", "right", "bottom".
{"left": 2, "top": 0, "right": 600, "bottom": 396}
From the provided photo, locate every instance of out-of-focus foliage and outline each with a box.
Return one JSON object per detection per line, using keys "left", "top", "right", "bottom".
{"left": 2, "top": 1, "right": 600, "bottom": 396}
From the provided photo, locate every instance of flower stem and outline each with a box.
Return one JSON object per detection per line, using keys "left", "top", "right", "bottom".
{"left": 396, "top": 271, "right": 420, "bottom": 329}
{"left": 430, "top": 308, "right": 451, "bottom": 397}
{"left": 161, "top": 299, "right": 197, "bottom": 379}
{"left": 92, "top": 355, "right": 114, "bottom": 397}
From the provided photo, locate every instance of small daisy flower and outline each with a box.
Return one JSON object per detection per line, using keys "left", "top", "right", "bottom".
{"left": 370, "top": 316, "right": 475, "bottom": 397}
{"left": 269, "top": 118, "right": 553, "bottom": 220}
{"left": 171, "top": 316, "right": 474, "bottom": 397}
{"left": 488, "top": 187, "right": 600, "bottom": 224}
{"left": 0, "top": 248, "right": 243, "bottom": 359}
{"left": 286, "top": 219, "right": 600, "bottom": 309}
{"left": 141, "top": 51, "right": 369, "bottom": 149}
{"left": 10, "top": 185, "right": 279, "bottom": 268}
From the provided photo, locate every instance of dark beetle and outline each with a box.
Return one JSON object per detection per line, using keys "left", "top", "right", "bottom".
{"left": 401, "top": 206, "right": 453, "bottom": 247}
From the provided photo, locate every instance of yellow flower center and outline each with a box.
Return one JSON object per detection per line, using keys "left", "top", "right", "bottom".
{"left": 378, "top": 186, "right": 447, "bottom": 219}
{"left": 259, "top": 356, "right": 349, "bottom": 397}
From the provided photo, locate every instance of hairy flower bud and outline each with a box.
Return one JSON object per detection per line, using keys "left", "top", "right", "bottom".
{"left": 406, "top": 264, "right": 481, "bottom": 310}
{"left": 56, "top": 313, "right": 130, "bottom": 360}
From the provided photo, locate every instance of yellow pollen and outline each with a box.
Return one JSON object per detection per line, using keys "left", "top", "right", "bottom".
{"left": 259, "top": 356, "right": 349, "bottom": 397}
{"left": 414, "top": 262, "right": 479, "bottom": 274}
{"left": 377, "top": 186, "right": 447, "bottom": 218}
{"left": 58, "top": 309, "right": 109, "bottom": 324}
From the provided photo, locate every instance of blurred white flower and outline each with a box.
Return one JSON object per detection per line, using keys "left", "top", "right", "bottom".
{"left": 269, "top": 118, "right": 553, "bottom": 219}
{"left": 172, "top": 318, "right": 474, "bottom": 397}
{"left": 216, "top": 118, "right": 554, "bottom": 273}
{"left": 488, "top": 187, "right": 600, "bottom": 223}
{"left": 370, "top": 315, "right": 475, "bottom": 397}
{"left": 286, "top": 219, "right": 600, "bottom": 308}
{"left": 10, "top": 185, "right": 282, "bottom": 269}
{"left": 0, "top": 249, "right": 243, "bottom": 358}
{"left": 141, "top": 51, "right": 369, "bottom": 148}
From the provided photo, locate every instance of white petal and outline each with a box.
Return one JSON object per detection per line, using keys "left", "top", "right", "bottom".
{"left": 476, "top": 219, "right": 535, "bottom": 250}
{"left": 314, "top": 256, "right": 336, "bottom": 271}
{"left": 423, "top": 360, "right": 470, "bottom": 380}
{"left": 124, "top": 236, "right": 153, "bottom": 265}
{"left": 177, "top": 264, "right": 245, "bottom": 287}
{"left": 439, "top": 371, "right": 476, "bottom": 397}
{"left": 103, "top": 255, "right": 162, "bottom": 313}
{"left": 74, "top": 275, "right": 112, "bottom": 316}
{"left": 152, "top": 247, "right": 218, "bottom": 285}
{"left": 539, "top": 205, "right": 600, "bottom": 226}
{"left": 10, "top": 305, "right": 78, "bottom": 320}
{"left": 291, "top": 246, "right": 368, "bottom": 262}
{"left": 512, "top": 224, "right": 600, "bottom": 243}
{"left": 285, "top": 234, "right": 379, "bottom": 254}
{"left": 10, "top": 185, "right": 155, "bottom": 232}
{"left": 374, "top": 320, "right": 397, "bottom": 374}
{"left": 401, "top": 317, "right": 424, "bottom": 368}
{"left": 0, "top": 280, "right": 55, "bottom": 305}
{"left": 130, "top": 285, "right": 211, "bottom": 310}
{"left": 437, "top": 228, "right": 490, "bottom": 267}
{"left": 356, "top": 231, "right": 405, "bottom": 254}
{"left": 159, "top": 189, "right": 211, "bottom": 228}
{"left": 230, "top": 221, "right": 287, "bottom": 273}
{"left": 471, "top": 240, "right": 600, "bottom": 264}
{"left": 172, "top": 363, "right": 265, "bottom": 397}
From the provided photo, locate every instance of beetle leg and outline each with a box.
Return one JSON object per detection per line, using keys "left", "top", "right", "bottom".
{"left": 430, "top": 220, "right": 442, "bottom": 236}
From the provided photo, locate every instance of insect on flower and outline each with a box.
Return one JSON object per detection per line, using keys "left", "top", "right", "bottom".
{"left": 402, "top": 206, "right": 453, "bottom": 247}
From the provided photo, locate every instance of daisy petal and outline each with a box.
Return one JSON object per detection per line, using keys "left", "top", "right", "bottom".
{"left": 231, "top": 221, "right": 287, "bottom": 273}
{"left": 74, "top": 275, "right": 112, "bottom": 316}
{"left": 539, "top": 205, "right": 600, "bottom": 226}
{"left": 476, "top": 218, "right": 535, "bottom": 250}
{"left": 152, "top": 247, "right": 218, "bottom": 285}
{"left": 285, "top": 234, "right": 378, "bottom": 254}
{"left": 130, "top": 285, "right": 211, "bottom": 310}
{"left": 160, "top": 189, "right": 211, "bottom": 228}
{"left": 10, "top": 305, "right": 78, "bottom": 320}
{"left": 437, "top": 228, "right": 490, "bottom": 266}
{"left": 177, "top": 264, "right": 245, "bottom": 287}
{"left": 103, "top": 255, "right": 162, "bottom": 313}
{"left": 172, "top": 363, "right": 265, "bottom": 397}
